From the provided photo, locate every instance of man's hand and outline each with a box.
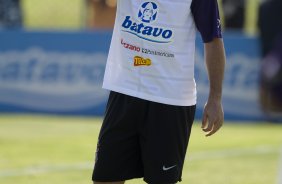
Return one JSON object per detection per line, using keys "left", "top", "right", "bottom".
{"left": 202, "top": 99, "right": 224, "bottom": 137}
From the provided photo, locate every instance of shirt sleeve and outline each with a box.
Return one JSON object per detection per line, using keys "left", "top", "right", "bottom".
{"left": 191, "top": 0, "right": 222, "bottom": 43}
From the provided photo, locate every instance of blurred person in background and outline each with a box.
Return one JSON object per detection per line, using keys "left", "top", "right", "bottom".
{"left": 222, "top": 0, "right": 245, "bottom": 29}
{"left": 0, "top": 0, "right": 22, "bottom": 29}
{"left": 258, "top": 0, "right": 282, "bottom": 117}
{"left": 86, "top": 0, "right": 116, "bottom": 29}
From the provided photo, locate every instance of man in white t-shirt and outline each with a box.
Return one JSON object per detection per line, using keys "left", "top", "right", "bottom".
{"left": 92, "top": 0, "right": 226, "bottom": 183}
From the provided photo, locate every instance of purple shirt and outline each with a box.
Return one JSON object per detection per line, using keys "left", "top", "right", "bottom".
{"left": 191, "top": 0, "right": 222, "bottom": 43}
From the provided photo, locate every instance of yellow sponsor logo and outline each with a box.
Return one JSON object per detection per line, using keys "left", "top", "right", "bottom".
{"left": 134, "top": 56, "right": 151, "bottom": 66}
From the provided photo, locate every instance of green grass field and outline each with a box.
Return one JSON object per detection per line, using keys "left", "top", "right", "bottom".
{"left": 22, "top": 0, "right": 85, "bottom": 30}
{"left": 0, "top": 115, "right": 281, "bottom": 184}
{"left": 21, "top": 0, "right": 260, "bottom": 34}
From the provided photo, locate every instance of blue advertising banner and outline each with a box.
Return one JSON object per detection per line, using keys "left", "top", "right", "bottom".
{"left": 0, "top": 31, "right": 264, "bottom": 120}
{"left": 0, "top": 31, "right": 111, "bottom": 115}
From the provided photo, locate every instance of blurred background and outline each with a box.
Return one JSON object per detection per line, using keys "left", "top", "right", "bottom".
{"left": 0, "top": 0, "right": 282, "bottom": 184}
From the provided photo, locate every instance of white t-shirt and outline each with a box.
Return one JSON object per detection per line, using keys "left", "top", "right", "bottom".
{"left": 103, "top": 0, "right": 198, "bottom": 106}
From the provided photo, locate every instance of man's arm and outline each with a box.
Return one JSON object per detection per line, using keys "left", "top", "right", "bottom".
{"left": 202, "top": 38, "right": 226, "bottom": 137}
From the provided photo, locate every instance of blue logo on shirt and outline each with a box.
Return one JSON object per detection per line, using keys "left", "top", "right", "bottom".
{"left": 121, "top": 1, "right": 173, "bottom": 44}
{"left": 138, "top": 2, "right": 158, "bottom": 23}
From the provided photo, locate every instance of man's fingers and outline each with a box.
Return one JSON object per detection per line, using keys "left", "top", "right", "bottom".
{"left": 201, "top": 112, "right": 208, "bottom": 129}
{"left": 205, "top": 122, "right": 222, "bottom": 137}
{"left": 201, "top": 101, "right": 224, "bottom": 136}
{"left": 203, "top": 116, "right": 218, "bottom": 132}
{"left": 202, "top": 119, "right": 213, "bottom": 132}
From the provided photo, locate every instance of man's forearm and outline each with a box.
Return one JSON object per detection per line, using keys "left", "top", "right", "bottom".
{"left": 204, "top": 38, "right": 226, "bottom": 101}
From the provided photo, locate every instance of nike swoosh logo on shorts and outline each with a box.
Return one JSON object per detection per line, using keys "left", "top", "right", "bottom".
{"left": 162, "top": 165, "right": 177, "bottom": 171}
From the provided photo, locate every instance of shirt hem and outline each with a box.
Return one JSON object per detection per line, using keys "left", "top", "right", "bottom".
{"left": 102, "top": 83, "right": 197, "bottom": 107}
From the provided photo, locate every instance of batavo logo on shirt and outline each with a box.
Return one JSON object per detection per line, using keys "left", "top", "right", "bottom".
{"left": 121, "top": 1, "right": 173, "bottom": 44}
{"left": 138, "top": 2, "right": 158, "bottom": 23}
{"left": 134, "top": 56, "right": 151, "bottom": 66}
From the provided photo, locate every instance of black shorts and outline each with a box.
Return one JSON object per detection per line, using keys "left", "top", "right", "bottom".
{"left": 92, "top": 91, "right": 196, "bottom": 184}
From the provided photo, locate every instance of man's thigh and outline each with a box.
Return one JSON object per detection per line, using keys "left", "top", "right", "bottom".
{"left": 140, "top": 102, "right": 196, "bottom": 184}
{"left": 92, "top": 92, "right": 146, "bottom": 182}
